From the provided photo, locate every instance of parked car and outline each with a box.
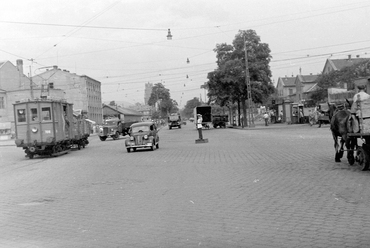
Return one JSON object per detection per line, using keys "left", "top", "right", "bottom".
{"left": 125, "top": 122, "right": 159, "bottom": 152}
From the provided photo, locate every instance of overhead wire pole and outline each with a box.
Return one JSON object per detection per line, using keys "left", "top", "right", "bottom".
{"left": 244, "top": 36, "right": 255, "bottom": 128}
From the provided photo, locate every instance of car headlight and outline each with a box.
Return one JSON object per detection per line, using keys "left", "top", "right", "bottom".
{"left": 130, "top": 136, "right": 134, "bottom": 141}
{"left": 31, "top": 127, "right": 38, "bottom": 133}
{"left": 143, "top": 135, "right": 148, "bottom": 140}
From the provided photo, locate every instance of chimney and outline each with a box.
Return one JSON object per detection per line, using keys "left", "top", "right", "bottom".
{"left": 16, "top": 59, "right": 23, "bottom": 75}
{"left": 53, "top": 65, "right": 58, "bottom": 70}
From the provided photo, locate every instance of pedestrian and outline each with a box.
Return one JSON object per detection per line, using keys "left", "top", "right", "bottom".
{"left": 299, "top": 109, "right": 304, "bottom": 124}
{"left": 197, "top": 114, "right": 203, "bottom": 140}
{"left": 263, "top": 112, "right": 269, "bottom": 126}
{"left": 351, "top": 82, "right": 370, "bottom": 132}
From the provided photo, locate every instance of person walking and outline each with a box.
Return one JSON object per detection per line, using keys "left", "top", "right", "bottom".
{"left": 263, "top": 112, "right": 269, "bottom": 126}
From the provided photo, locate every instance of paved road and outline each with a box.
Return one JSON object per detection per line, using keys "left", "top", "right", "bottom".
{"left": 0, "top": 122, "right": 370, "bottom": 247}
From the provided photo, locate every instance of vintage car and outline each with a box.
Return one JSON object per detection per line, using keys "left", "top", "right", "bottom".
{"left": 125, "top": 122, "right": 159, "bottom": 152}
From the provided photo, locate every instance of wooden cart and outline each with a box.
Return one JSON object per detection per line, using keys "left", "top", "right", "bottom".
{"left": 348, "top": 98, "right": 370, "bottom": 170}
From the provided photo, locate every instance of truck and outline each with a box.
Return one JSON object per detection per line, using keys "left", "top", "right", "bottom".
{"left": 98, "top": 118, "right": 138, "bottom": 141}
{"left": 168, "top": 113, "right": 181, "bottom": 129}
{"left": 194, "top": 105, "right": 212, "bottom": 129}
{"left": 212, "top": 114, "right": 228, "bottom": 128}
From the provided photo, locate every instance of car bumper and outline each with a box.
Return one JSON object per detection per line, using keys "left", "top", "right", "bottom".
{"left": 125, "top": 142, "right": 153, "bottom": 148}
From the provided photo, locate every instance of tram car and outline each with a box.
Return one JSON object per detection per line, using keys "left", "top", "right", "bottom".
{"left": 13, "top": 98, "right": 89, "bottom": 159}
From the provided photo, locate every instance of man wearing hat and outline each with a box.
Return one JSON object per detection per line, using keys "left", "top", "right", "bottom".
{"left": 196, "top": 114, "right": 203, "bottom": 140}
{"left": 350, "top": 82, "right": 370, "bottom": 132}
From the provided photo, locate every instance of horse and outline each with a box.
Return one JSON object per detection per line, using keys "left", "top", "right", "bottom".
{"left": 328, "top": 100, "right": 357, "bottom": 165}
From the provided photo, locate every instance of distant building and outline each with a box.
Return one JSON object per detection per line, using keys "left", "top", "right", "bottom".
{"left": 32, "top": 66, "right": 103, "bottom": 125}
{"left": 144, "top": 82, "right": 153, "bottom": 105}
{"left": 322, "top": 56, "right": 370, "bottom": 74}
{"left": 294, "top": 74, "right": 319, "bottom": 104}
{"left": 276, "top": 76, "right": 296, "bottom": 99}
{"left": 102, "top": 104, "right": 142, "bottom": 122}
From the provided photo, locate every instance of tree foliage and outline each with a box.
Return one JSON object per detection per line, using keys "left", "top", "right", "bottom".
{"left": 204, "top": 29, "right": 275, "bottom": 125}
{"left": 148, "top": 83, "right": 178, "bottom": 118}
{"left": 182, "top": 97, "right": 202, "bottom": 118}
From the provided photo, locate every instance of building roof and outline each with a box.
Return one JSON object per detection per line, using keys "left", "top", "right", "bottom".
{"left": 297, "top": 74, "right": 318, "bottom": 83}
{"left": 328, "top": 58, "right": 370, "bottom": 71}
{"left": 279, "top": 76, "right": 296, "bottom": 87}
{"left": 103, "top": 104, "right": 142, "bottom": 116}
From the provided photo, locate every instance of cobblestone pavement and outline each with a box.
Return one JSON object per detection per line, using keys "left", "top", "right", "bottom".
{"left": 0, "top": 122, "right": 370, "bottom": 248}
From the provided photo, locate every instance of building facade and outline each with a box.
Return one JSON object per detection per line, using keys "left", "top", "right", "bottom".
{"left": 31, "top": 66, "right": 103, "bottom": 125}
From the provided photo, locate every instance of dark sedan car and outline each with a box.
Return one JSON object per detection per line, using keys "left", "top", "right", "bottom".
{"left": 125, "top": 122, "right": 159, "bottom": 152}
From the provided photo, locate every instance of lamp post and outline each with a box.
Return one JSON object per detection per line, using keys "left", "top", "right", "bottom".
{"left": 244, "top": 35, "right": 255, "bottom": 128}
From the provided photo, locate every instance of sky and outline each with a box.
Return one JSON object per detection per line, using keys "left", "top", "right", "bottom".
{"left": 0, "top": 0, "right": 369, "bottom": 108}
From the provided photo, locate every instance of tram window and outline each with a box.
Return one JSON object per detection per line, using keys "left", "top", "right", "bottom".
{"left": 31, "top": 108, "right": 38, "bottom": 121}
{"left": 42, "top": 107, "right": 51, "bottom": 121}
{"left": 17, "top": 109, "right": 26, "bottom": 122}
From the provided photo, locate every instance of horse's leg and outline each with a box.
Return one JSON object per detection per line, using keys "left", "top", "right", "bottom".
{"left": 338, "top": 137, "right": 345, "bottom": 160}
{"left": 333, "top": 134, "right": 341, "bottom": 162}
{"left": 346, "top": 136, "right": 355, "bottom": 165}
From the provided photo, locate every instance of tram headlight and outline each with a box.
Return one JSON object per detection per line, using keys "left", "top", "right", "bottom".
{"left": 130, "top": 136, "right": 134, "bottom": 141}
{"left": 143, "top": 135, "right": 148, "bottom": 140}
{"left": 31, "top": 127, "right": 38, "bottom": 133}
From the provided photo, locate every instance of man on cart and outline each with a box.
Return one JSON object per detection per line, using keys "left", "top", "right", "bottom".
{"left": 350, "top": 82, "right": 370, "bottom": 133}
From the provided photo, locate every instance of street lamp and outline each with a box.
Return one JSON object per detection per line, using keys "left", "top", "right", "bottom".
{"left": 167, "top": 29, "right": 172, "bottom": 40}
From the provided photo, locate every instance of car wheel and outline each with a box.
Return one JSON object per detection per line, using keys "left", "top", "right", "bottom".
{"left": 127, "top": 148, "right": 131, "bottom": 153}
{"left": 150, "top": 144, "right": 154, "bottom": 151}
{"left": 133, "top": 148, "right": 137, "bottom": 152}
{"left": 99, "top": 136, "right": 107, "bottom": 141}
{"left": 156, "top": 143, "right": 159, "bottom": 149}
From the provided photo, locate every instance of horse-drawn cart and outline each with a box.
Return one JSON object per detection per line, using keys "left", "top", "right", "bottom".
{"left": 348, "top": 98, "right": 370, "bottom": 171}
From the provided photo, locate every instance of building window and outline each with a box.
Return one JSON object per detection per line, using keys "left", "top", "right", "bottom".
{"left": 49, "top": 82, "right": 54, "bottom": 89}
{"left": 42, "top": 107, "right": 51, "bottom": 121}
{"left": 31, "top": 108, "right": 38, "bottom": 121}
{"left": 0, "top": 97, "right": 4, "bottom": 109}
{"left": 17, "top": 109, "right": 26, "bottom": 122}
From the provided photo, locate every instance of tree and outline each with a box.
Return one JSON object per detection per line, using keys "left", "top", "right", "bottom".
{"left": 204, "top": 29, "right": 275, "bottom": 126}
{"left": 109, "top": 100, "right": 116, "bottom": 106}
{"left": 148, "top": 83, "right": 178, "bottom": 118}
{"left": 182, "top": 97, "right": 202, "bottom": 118}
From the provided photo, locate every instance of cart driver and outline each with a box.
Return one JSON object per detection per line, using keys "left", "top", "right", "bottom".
{"left": 350, "top": 81, "right": 370, "bottom": 132}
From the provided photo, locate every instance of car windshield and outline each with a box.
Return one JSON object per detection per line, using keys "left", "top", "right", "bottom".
{"left": 104, "top": 120, "right": 117, "bottom": 125}
{"left": 131, "top": 125, "right": 150, "bottom": 133}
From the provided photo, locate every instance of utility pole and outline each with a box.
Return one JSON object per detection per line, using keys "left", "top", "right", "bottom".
{"left": 244, "top": 36, "right": 255, "bottom": 128}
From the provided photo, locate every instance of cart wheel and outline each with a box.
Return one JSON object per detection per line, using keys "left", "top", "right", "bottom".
{"left": 357, "top": 146, "right": 369, "bottom": 171}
